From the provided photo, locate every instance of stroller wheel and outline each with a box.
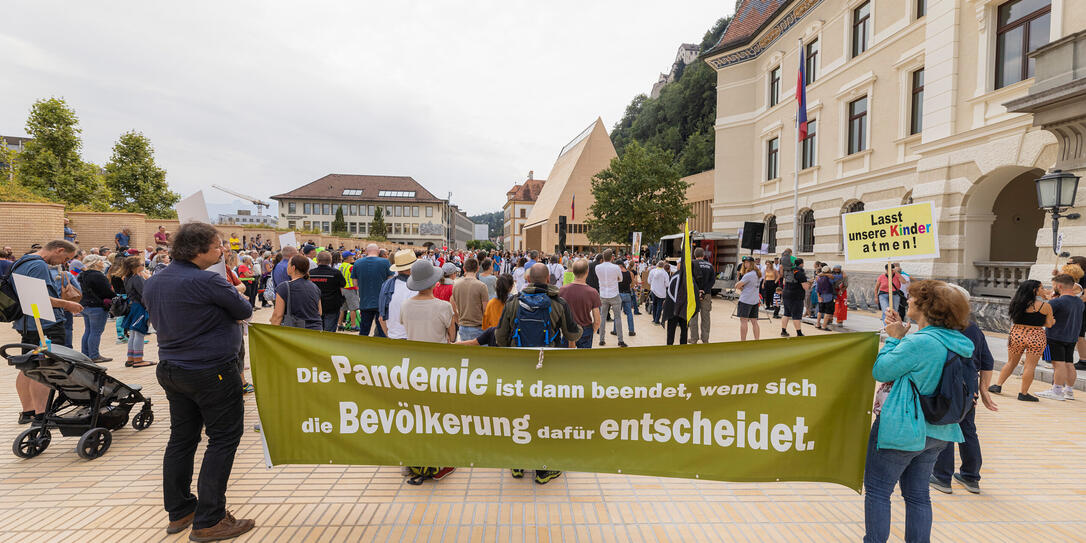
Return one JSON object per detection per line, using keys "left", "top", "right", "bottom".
{"left": 13, "top": 427, "right": 51, "bottom": 458}
{"left": 132, "top": 410, "right": 154, "bottom": 430}
{"left": 76, "top": 428, "right": 112, "bottom": 460}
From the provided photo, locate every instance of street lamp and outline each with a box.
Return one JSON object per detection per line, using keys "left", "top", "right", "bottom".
{"left": 1036, "top": 169, "right": 1081, "bottom": 257}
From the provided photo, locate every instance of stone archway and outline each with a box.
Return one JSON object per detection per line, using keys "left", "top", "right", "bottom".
{"left": 961, "top": 165, "right": 1045, "bottom": 297}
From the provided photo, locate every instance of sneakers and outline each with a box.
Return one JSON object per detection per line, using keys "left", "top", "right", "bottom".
{"left": 628, "top": 331, "right": 636, "bottom": 336}
{"left": 988, "top": 384, "right": 1002, "bottom": 394}
{"left": 431, "top": 467, "right": 455, "bottom": 480}
{"left": 795, "top": 331, "right": 804, "bottom": 337}
{"left": 929, "top": 475, "right": 952, "bottom": 494}
{"left": 166, "top": 512, "right": 194, "bottom": 534}
{"left": 617, "top": 342, "right": 628, "bottom": 348}
{"left": 1065, "top": 388, "right": 1075, "bottom": 400}
{"left": 534, "top": 470, "right": 562, "bottom": 484}
{"left": 510, "top": 468, "right": 524, "bottom": 479}
{"left": 241, "top": 383, "right": 254, "bottom": 394}
{"left": 954, "top": 473, "right": 981, "bottom": 494}
{"left": 1036, "top": 389, "right": 1066, "bottom": 401}
{"left": 1018, "top": 393, "right": 1039, "bottom": 402}
{"left": 188, "top": 511, "right": 254, "bottom": 542}
{"left": 599, "top": 340, "right": 605, "bottom": 346}
{"left": 91, "top": 356, "right": 113, "bottom": 363}
{"left": 610, "top": 330, "right": 616, "bottom": 336}
{"left": 780, "top": 330, "right": 789, "bottom": 337}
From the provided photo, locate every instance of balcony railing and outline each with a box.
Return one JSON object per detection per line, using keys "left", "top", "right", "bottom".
{"left": 973, "top": 261, "right": 1034, "bottom": 297}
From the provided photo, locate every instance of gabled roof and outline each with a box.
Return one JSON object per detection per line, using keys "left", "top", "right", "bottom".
{"left": 507, "top": 178, "right": 546, "bottom": 202}
{"left": 524, "top": 118, "right": 617, "bottom": 228}
{"left": 703, "top": 0, "right": 792, "bottom": 57}
{"left": 270, "top": 174, "right": 444, "bottom": 202}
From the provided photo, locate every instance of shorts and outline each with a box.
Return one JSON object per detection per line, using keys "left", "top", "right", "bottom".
{"left": 782, "top": 296, "right": 804, "bottom": 319}
{"left": 341, "top": 289, "right": 359, "bottom": 311}
{"left": 736, "top": 301, "right": 759, "bottom": 319}
{"left": 1009, "top": 325, "right": 1046, "bottom": 355}
{"left": 818, "top": 301, "right": 835, "bottom": 315}
{"left": 1047, "top": 339, "right": 1076, "bottom": 363}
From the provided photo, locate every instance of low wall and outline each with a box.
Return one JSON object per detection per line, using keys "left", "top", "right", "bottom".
{"left": 839, "top": 271, "right": 1012, "bottom": 332}
{"left": 0, "top": 202, "right": 66, "bottom": 253}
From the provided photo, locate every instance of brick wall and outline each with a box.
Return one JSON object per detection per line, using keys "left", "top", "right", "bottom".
{"left": 1, "top": 202, "right": 427, "bottom": 255}
{"left": 0, "top": 202, "right": 65, "bottom": 253}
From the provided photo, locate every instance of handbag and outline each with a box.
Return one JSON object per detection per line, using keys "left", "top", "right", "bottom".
{"left": 110, "top": 294, "right": 131, "bottom": 318}
{"left": 59, "top": 272, "right": 82, "bottom": 303}
{"left": 280, "top": 280, "right": 305, "bottom": 328}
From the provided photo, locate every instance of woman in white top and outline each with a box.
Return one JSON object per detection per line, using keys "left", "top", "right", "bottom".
{"left": 735, "top": 259, "right": 762, "bottom": 340}
{"left": 512, "top": 257, "right": 528, "bottom": 292}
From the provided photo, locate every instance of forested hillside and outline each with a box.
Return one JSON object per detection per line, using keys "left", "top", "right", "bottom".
{"left": 610, "top": 17, "right": 730, "bottom": 177}
{"left": 469, "top": 211, "right": 504, "bottom": 240}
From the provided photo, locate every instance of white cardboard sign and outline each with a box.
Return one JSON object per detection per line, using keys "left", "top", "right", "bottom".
{"left": 177, "top": 191, "right": 211, "bottom": 224}
{"left": 278, "top": 232, "right": 298, "bottom": 249}
{"left": 12, "top": 274, "right": 56, "bottom": 323}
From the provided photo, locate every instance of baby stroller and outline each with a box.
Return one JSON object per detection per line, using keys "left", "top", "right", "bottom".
{"left": 3, "top": 343, "right": 154, "bottom": 460}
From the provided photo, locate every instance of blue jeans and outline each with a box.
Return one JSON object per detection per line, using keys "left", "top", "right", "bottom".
{"left": 863, "top": 418, "right": 947, "bottom": 543}
{"left": 459, "top": 326, "right": 483, "bottom": 342}
{"left": 651, "top": 294, "right": 664, "bottom": 324}
{"left": 62, "top": 311, "right": 74, "bottom": 348}
{"left": 80, "top": 307, "right": 108, "bottom": 359}
{"left": 321, "top": 313, "right": 339, "bottom": 332}
{"left": 358, "top": 309, "right": 386, "bottom": 337}
{"left": 575, "top": 326, "right": 594, "bottom": 348}
{"left": 878, "top": 292, "right": 890, "bottom": 323}
{"left": 932, "top": 405, "right": 981, "bottom": 483}
{"left": 614, "top": 293, "right": 635, "bottom": 334}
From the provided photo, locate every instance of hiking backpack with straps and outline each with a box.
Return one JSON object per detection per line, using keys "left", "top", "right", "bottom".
{"left": 910, "top": 349, "right": 978, "bottom": 426}
{"left": 0, "top": 256, "right": 38, "bottom": 323}
{"left": 510, "top": 291, "right": 554, "bottom": 347}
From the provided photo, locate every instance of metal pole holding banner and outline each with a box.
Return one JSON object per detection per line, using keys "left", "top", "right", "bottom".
{"left": 793, "top": 38, "right": 802, "bottom": 252}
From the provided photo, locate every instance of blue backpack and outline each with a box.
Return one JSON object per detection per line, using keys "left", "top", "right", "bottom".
{"left": 511, "top": 292, "right": 554, "bottom": 347}
{"left": 910, "top": 350, "right": 978, "bottom": 426}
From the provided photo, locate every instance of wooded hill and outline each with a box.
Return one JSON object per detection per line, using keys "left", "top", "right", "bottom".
{"left": 610, "top": 17, "right": 730, "bottom": 177}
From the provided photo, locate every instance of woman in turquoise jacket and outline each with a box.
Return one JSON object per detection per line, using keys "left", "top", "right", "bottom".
{"left": 865, "top": 280, "right": 972, "bottom": 543}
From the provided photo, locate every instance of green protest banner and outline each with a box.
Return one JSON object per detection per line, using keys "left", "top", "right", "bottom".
{"left": 249, "top": 324, "right": 878, "bottom": 491}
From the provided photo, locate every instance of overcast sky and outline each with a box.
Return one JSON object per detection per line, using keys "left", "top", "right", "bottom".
{"left": 1, "top": 1, "right": 731, "bottom": 216}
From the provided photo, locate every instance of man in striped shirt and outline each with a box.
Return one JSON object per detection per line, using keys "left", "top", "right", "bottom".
{"left": 338, "top": 252, "right": 359, "bottom": 331}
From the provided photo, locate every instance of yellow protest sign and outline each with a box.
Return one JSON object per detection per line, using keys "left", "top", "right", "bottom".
{"left": 841, "top": 202, "right": 939, "bottom": 262}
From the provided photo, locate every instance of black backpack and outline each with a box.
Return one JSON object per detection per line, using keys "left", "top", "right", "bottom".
{"left": 910, "top": 350, "right": 978, "bottom": 426}
{"left": 0, "top": 256, "right": 37, "bottom": 323}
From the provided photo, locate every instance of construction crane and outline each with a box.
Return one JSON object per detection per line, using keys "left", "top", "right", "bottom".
{"left": 211, "top": 184, "right": 271, "bottom": 215}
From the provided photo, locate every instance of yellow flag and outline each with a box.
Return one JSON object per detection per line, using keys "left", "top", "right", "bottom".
{"left": 683, "top": 220, "right": 696, "bottom": 322}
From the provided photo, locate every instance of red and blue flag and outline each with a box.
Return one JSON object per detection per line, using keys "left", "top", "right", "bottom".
{"left": 797, "top": 56, "right": 808, "bottom": 140}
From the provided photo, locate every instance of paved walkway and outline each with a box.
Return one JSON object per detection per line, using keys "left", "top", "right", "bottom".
{"left": 0, "top": 299, "right": 1084, "bottom": 541}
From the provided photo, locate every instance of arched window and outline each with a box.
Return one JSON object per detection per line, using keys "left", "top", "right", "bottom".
{"left": 764, "top": 215, "right": 778, "bottom": 253}
{"left": 902, "top": 190, "right": 914, "bottom": 205}
{"left": 799, "top": 209, "right": 815, "bottom": 253}
{"left": 840, "top": 200, "right": 865, "bottom": 251}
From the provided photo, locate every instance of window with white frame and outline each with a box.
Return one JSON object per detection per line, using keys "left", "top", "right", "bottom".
{"left": 848, "top": 96, "right": 868, "bottom": 154}
{"left": 766, "top": 137, "right": 780, "bottom": 180}
{"left": 769, "top": 66, "right": 782, "bottom": 106}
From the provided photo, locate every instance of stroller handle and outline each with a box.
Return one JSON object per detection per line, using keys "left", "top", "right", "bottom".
{"left": 1, "top": 344, "right": 42, "bottom": 361}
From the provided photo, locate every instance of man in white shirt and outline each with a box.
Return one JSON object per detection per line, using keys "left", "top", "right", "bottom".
{"left": 594, "top": 249, "right": 626, "bottom": 347}
{"left": 647, "top": 260, "right": 669, "bottom": 325}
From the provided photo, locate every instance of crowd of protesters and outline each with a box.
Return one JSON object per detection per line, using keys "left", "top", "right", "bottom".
{"left": 6, "top": 223, "right": 1086, "bottom": 542}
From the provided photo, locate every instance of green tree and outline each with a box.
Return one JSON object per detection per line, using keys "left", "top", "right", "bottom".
{"left": 370, "top": 206, "right": 388, "bottom": 240}
{"left": 585, "top": 141, "right": 692, "bottom": 245}
{"left": 104, "top": 131, "right": 179, "bottom": 218}
{"left": 332, "top": 206, "right": 348, "bottom": 234}
{"left": 16, "top": 97, "right": 109, "bottom": 208}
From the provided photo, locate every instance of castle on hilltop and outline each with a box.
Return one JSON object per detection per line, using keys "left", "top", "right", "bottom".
{"left": 649, "top": 43, "right": 701, "bottom": 98}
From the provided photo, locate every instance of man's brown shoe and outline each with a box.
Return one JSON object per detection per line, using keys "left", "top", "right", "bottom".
{"left": 166, "top": 512, "right": 194, "bottom": 534}
{"left": 188, "top": 511, "right": 255, "bottom": 542}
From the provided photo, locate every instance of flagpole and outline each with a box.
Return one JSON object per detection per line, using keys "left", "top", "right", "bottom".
{"left": 793, "top": 38, "right": 802, "bottom": 254}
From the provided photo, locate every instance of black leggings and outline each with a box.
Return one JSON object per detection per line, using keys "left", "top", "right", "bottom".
{"left": 666, "top": 316, "right": 688, "bottom": 345}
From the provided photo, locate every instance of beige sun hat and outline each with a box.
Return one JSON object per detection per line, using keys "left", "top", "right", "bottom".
{"left": 389, "top": 249, "right": 418, "bottom": 272}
